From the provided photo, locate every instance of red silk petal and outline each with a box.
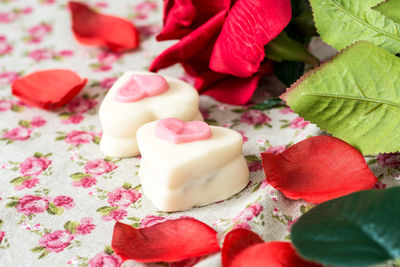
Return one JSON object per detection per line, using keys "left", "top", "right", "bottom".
{"left": 68, "top": 1, "right": 139, "bottom": 52}
{"left": 210, "top": 0, "right": 291, "bottom": 77}
{"left": 150, "top": 10, "right": 226, "bottom": 72}
{"left": 157, "top": 0, "right": 230, "bottom": 41}
{"left": 112, "top": 219, "right": 220, "bottom": 263}
{"left": 261, "top": 135, "right": 377, "bottom": 204}
{"left": 221, "top": 229, "right": 264, "bottom": 267}
{"left": 228, "top": 242, "right": 320, "bottom": 267}
{"left": 12, "top": 69, "right": 87, "bottom": 110}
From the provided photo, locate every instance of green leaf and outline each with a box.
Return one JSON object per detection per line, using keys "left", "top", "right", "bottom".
{"left": 249, "top": 98, "right": 284, "bottom": 110}
{"left": 46, "top": 202, "right": 64, "bottom": 215}
{"left": 70, "top": 172, "right": 90, "bottom": 180}
{"left": 9, "top": 176, "right": 30, "bottom": 186}
{"left": 266, "top": 32, "right": 319, "bottom": 66}
{"left": 31, "top": 246, "right": 45, "bottom": 253}
{"left": 38, "top": 250, "right": 49, "bottom": 259}
{"left": 18, "top": 120, "right": 31, "bottom": 128}
{"left": 104, "top": 246, "right": 114, "bottom": 255}
{"left": 291, "top": 187, "right": 400, "bottom": 267}
{"left": 309, "top": 0, "right": 400, "bottom": 53}
{"left": 96, "top": 206, "right": 117, "bottom": 215}
{"left": 33, "top": 152, "right": 43, "bottom": 158}
{"left": 244, "top": 155, "right": 262, "bottom": 162}
{"left": 55, "top": 136, "right": 66, "bottom": 141}
{"left": 6, "top": 201, "right": 18, "bottom": 208}
{"left": 275, "top": 61, "right": 305, "bottom": 87}
{"left": 373, "top": 0, "right": 400, "bottom": 24}
{"left": 0, "top": 219, "right": 3, "bottom": 228}
{"left": 64, "top": 221, "right": 79, "bottom": 234}
{"left": 122, "top": 182, "right": 132, "bottom": 190}
{"left": 284, "top": 41, "right": 400, "bottom": 154}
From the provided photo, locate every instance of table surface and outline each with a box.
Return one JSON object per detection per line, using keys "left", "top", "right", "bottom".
{"left": 0, "top": 1, "right": 399, "bottom": 266}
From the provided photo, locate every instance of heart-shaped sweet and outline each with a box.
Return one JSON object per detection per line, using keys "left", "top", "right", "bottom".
{"left": 155, "top": 118, "right": 212, "bottom": 144}
{"left": 116, "top": 74, "right": 169, "bottom": 102}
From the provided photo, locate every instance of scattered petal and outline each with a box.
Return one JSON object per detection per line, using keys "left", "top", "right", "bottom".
{"left": 112, "top": 219, "right": 220, "bottom": 263}
{"left": 12, "top": 69, "right": 87, "bottom": 110}
{"left": 261, "top": 135, "right": 377, "bottom": 203}
{"left": 68, "top": 1, "right": 139, "bottom": 52}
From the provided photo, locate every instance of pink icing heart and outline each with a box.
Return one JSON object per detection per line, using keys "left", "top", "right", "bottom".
{"left": 155, "top": 118, "right": 212, "bottom": 144}
{"left": 116, "top": 74, "right": 169, "bottom": 102}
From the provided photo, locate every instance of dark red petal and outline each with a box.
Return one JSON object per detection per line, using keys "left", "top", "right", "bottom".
{"left": 210, "top": 0, "right": 291, "bottom": 77}
{"left": 202, "top": 61, "right": 274, "bottom": 105}
{"left": 221, "top": 229, "right": 264, "bottom": 267}
{"left": 150, "top": 10, "right": 226, "bottom": 72}
{"left": 261, "top": 135, "right": 378, "bottom": 204}
{"left": 157, "top": 0, "right": 230, "bottom": 41}
{"left": 68, "top": 1, "right": 139, "bottom": 52}
{"left": 112, "top": 219, "right": 220, "bottom": 263}
{"left": 227, "top": 241, "right": 321, "bottom": 267}
{"left": 12, "top": 69, "right": 87, "bottom": 110}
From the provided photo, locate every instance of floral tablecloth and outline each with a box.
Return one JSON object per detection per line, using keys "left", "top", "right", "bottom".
{"left": 1, "top": 1, "right": 399, "bottom": 266}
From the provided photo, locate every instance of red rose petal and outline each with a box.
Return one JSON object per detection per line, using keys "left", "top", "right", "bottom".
{"left": 150, "top": 10, "right": 226, "bottom": 72}
{"left": 111, "top": 219, "right": 220, "bottom": 263}
{"left": 12, "top": 69, "right": 87, "bottom": 110}
{"left": 157, "top": 0, "right": 230, "bottom": 41}
{"left": 221, "top": 229, "right": 264, "bottom": 267}
{"left": 261, "top": 135, "right": 377, "bottom": 203}
{"left": 68, "top": 1, "right": 139, "bottom": 52}
{"left": 209, "top": 0, "right": 291, "bottom": 77}
{"left": 222, "top": 229, "right": 320, "bottom": 267}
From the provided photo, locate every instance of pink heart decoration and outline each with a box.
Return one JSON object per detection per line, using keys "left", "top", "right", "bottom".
{"left": 155, "top": 118, "right": 212, "bottom": 144}
{"left": 116, "top": 74, "right": 169, "bottom": 102}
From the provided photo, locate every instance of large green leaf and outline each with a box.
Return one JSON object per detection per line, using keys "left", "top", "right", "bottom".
{"left": 309, "top": 0, "right": 400, "bottom": 53}
{"left": 373, "top": 0, "right": 400, "bottom": 24}
{"left": 291, "top": 187, "right": 400, "bottom": 267}
{"left": 284, "top": 41, "right": 400, "bottom": 154}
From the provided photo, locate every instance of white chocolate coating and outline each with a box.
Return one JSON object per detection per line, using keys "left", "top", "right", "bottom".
{"left": 99, "top": 71, "right": 202, "bottom": 157}
{"left": 137, "top": 121, "right": 250, "bottom": 212}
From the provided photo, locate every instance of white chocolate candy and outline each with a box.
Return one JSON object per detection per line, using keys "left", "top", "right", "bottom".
{"left": 137, "top": 120, "right": 250, "bottom": 212}
{"left": 99, "top": 71, "right": 202, "bottom": 157}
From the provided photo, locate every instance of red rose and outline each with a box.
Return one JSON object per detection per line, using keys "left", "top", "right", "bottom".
{"left": 150, "top": 0, "right": 291, "bottom": 104}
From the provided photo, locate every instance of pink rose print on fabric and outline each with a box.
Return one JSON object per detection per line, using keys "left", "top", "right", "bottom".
{"left": 279, "top": 107, "right": 293, "bottom": 114}
{"left": 287, "top": 217, "right": 299, "bottom": 232}
{"left": 0, "top": 231, "right": 5, "bottom": 243}
{"left": 75, "top": 217, "right": 96, "bottom": 235}
{"left": 264, "top": 145, "right": 286, "bottom": 154}
{"left": 247, "top": 161, "right": 263, "bottom": 172}
{"left": 88, "top": 252, "right": 122, "bottom": 267}
{"left": 53, "top": 196, "right": 75, "bottom": 209}
{"left": 237, "top": 130, "right": 248, "bottom": 143}
{"left": 240, "top": 110, "right": 271, "bottom": 125}
{"left": 0, "top": 7, "right": 32, "bottom": 23}
{"left": 133, "top": 2, "right": 158, "bottom": 20}
{"left": 93, "top": 51, "right": 122, "bottom": 72}
{"left": 28, "top": 48, "right": 53, "bottom": 61}
{"left": 0, "top": 36, "right": 12, "bottom": 56}
{"left": 2, "top": 127, "right": 31, "bottom": 141}
{"left": 0, "top": 100, "right": 12, "bottom": 111}
{"left": 61, "top": 114, "right": 84, "bottom": 125}
{"left": 65, "top": 131, "right": 95, "bottom": 146}
{"left": 38, "top": 230, "right": 74, "bottom": 253}
{"left": 72, "top": 176, "right": 97, "bottom": 188}
{"left": 67, "top": 97, "right": 97, "bottom": 114}
{"left": 233, "top": 203, "right": 263, "bottom": 223}
{"left": 99, "top": 77, "right": 117, "bottom": 90}
{"left": 84, "top": 159, "right": 117, "bottom": 175}
{"left": 289, "top": 117, "right": 309, "bottom": 129}
{"left": 139, "top": 215, "right": 167, "bottom": 228}
{"left": 0, "top": 71, "right": 19, "bottom": 86}
{"left": 107, "top": 187, "right": 141, "bottom": 207}
{"left": 20, "top": 156, "right": 51, "bottom": 177}
{"left": 138, "top": 25, "right": 161, "bottom": 39}
{"left": 15, "top": 195, "right": 49, "bottom": 216}
{"left": 30, "top": 116, "right": 46, "bottom": 127}
{"left": 232, "top": 222, "right": 251, "bottom": 230}
{"left": 373, "top": 180, "right": 387, "bottom": 190}
{"left": 376, "top": 153, "right": 400, "bottom": 168}
{"left": 26, "top": 23, "right": 52, "bottom": 43}
{"left": 15, "top": 177, "right": 40, "bottom": 191}
{"left": 102, "top": 209, "right": 127, "bottom": 222}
